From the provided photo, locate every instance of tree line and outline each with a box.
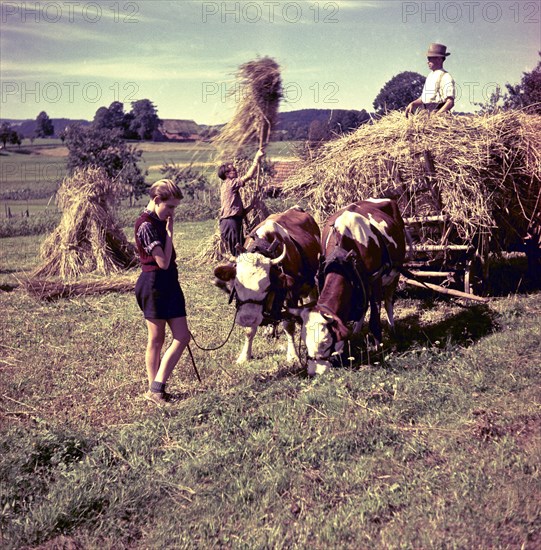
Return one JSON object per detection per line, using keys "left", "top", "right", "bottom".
{"left": 0, "top": 98, "right": 160, "bottom": 150}
{"left": 62, "top": 99, "right": 161, "bottom": 200}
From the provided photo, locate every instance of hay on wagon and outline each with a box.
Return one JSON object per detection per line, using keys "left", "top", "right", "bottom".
{"left": 283, "top": 110, "right": 541, "bottom": 254}
{"left": 30, "top": 166, "right": 137, "bottom": 281}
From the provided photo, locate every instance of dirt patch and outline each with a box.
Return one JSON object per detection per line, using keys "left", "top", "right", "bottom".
{"left": 472, "top": 409, "right": 505, "bottom": 441}
{"left": 472, "top": 410, "right": 541, "bottom": 448}
{"left": 22, "top": 535, "right": 83, "bottom": 549}
{"left": 506, "top": 414, "right": 541, "bottom": 453}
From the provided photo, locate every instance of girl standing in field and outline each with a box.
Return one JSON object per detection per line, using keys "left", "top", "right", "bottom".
{"left": 134, "top": 179, "right": 190, "bottom": 405}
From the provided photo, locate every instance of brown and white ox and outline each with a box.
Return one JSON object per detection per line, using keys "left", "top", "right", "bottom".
{"left": 214, "top": 207, "right": 321, "bottom": 364}
{"left": 293, "top": 198, "right": 406, "bottom": 376}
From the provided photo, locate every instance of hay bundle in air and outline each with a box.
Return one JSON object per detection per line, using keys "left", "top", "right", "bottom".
{"left": 213, "top": 56, "right": 283, "bottom": 157}
{"left": 282, "top": 110, "right": 541, "bottom": 253}
{"left": 31, "top": 166, "right": 137, "bottom": 280}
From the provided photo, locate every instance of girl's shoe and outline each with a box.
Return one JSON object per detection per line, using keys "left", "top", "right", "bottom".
{"left": 145, "top": 390, "right": 169, "bottom": 406}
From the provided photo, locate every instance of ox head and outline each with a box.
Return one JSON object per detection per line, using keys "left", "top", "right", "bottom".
{"left": 214, "top": 240, "right": 290, "bottom": 328}
{"left": 292, "top": 307, "right": 350, "bottom": 376}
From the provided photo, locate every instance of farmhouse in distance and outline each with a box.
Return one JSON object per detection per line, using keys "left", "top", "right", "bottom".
{"left": 154, "top": 119, "right": 206, "bottom": 142}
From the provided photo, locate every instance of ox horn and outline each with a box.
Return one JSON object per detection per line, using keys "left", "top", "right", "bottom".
{"left": 270, "top": 243, "right": 287, "bottom": 265}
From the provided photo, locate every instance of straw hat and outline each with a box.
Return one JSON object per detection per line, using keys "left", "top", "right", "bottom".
{"left": 426, "top": 43, "right": 450, "bottom": 57}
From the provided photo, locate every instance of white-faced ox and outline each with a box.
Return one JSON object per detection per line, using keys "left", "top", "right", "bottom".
{"left": 293, "top": 198, "right": 406, "bottom": 376}
{"left": 214, "top": 207, "right": 321, "bottom": 364}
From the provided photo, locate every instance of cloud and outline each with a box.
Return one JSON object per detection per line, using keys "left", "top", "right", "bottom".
{"left": 0, "top": 0, "right": 153, "bottom": 25}
{"left": 1, "top": 21, "right": 114, "bottom": 44}
{"left": 0, "top": 52, "right": 255, "bottom": 82}
{"left": 333, "top": 0, "right": 383, "bottom": 10}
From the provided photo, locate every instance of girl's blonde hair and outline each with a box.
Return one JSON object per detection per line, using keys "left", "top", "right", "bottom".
{"left": 148, "top": 179, "right": 183, "bottom": 201}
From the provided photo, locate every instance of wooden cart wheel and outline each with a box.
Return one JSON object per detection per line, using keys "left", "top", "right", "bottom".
{"left": 464, "top": 251, "right": 488, "bottom": 296}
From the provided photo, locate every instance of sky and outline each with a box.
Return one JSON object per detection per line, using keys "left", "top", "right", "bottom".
{"left": 1, "top": 0, "right": 540, "bottom": 125}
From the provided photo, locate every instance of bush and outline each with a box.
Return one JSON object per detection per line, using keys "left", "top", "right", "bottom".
{"left": 118, "top": 196, "right": 220, "bottom": 230}
{"left": 1, "top": 195, "right": 300, "bottom": 239}
{"left": 175, "top": 196, "right": 220, "bottom": 221}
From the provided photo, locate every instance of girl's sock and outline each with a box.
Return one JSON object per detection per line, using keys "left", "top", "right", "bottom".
{"left": 150, "top": 381, "right": 166, "bottom": 394}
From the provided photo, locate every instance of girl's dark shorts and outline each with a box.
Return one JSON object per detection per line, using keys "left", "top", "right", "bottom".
{"left": 135, "top": 268, "right": 186, "bottom": 320}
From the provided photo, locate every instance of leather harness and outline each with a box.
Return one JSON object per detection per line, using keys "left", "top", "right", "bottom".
{"left": 230, "top": 236, "right": 307, "bottom": 325}
{"left": 312, "top": 224, "right": 396, "bottom": 360}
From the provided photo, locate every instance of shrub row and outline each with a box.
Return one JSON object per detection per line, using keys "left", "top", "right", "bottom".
{"left": 0, "top": 187, "right": 59, "bottom": 201}
{"left": 0, "top": 211, "right": 61, "bottom": 238}
{"left": 1, "top": 195, "right": 295, "bottom": 239}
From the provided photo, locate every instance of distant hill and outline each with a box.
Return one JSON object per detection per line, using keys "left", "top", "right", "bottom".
{"left": 272, "top": 109, "right": 370, "bottom": 140}
{"left": 1, "top": 109, "right": 370, "bottom": 141}
{"left": 0, "top": 118, "right": 91, "bottom": 138}
{"left": 155, "top": 110, "right": 369, "bottom": 142}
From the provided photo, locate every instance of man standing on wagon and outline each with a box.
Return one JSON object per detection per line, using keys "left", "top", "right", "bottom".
{"left": 405, "top": 43, "right": 456, "bottom": 116}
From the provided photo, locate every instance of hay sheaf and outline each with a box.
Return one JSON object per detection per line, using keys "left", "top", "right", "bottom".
{"left": 213, "top": 56, "right": 282, "bottom": 158}
{"left": 283, "top": 111, "right": 541, "bottom": 251}
{"left": 32, "top": 167, "right": 137, "bottom": 280}
{"left": 200, "top": 57, "right": 282, "bottom": 262}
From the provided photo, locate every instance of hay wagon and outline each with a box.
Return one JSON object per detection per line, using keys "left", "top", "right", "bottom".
{"left": 282, "top": 111, "right": 541, "bottom": 300}
{"left": 395, "top": 149, "right": 492, "bottom": 298}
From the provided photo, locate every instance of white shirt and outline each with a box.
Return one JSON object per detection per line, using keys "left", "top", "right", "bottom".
{"left": 421, "top": 69, "right": 455, "bottom": 104}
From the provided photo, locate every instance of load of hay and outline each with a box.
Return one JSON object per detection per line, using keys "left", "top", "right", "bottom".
{"left": 31, "top": 166, "right": 137, "bottom": 281}
{"left": 213, "top": 56, "right": 283, "bottom": 157}
{"left": 198, "top": 56, "right": 283, "bottom": 262}
{"left": 283, "top": 110, "right": 541, "bottom": 253}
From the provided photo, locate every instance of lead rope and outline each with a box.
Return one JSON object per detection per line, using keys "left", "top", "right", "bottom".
{"left": 187, "top": 308, "right": 239, "bottom": 381}
{"left": 186, "top": 345, "right": 202, "bottom": 383}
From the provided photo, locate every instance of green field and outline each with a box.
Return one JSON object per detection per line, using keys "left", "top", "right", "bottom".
{"left": 1, "top": 212, "right": 540, "bottom": 548}
{"left": 0, "top": 149, "right": 67, "bottom": 199}
{"left": 0, "top": 140, "right": 301, "bottom": 208}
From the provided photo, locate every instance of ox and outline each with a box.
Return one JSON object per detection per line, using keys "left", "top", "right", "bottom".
{"left": 293, "top": 198, "right": 406, "bottom": 376}
{"left": 214, "top": 206, "right": 321, "bottom": 364}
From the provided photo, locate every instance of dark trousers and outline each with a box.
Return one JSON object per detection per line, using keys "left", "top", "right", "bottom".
{"left": 424, "top": 102, "right": 445, "bottom": 112}
{"left": 220, "top": 216, "right": 244, "bottom": 255}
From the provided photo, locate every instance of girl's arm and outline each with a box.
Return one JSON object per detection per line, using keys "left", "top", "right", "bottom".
{"left": 151, "top": 217, "right": 174, "bottom": 269}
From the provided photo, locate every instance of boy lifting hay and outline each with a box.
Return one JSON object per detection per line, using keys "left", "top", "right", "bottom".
{"left": 212, "top": 56, "right": 283, "bottom": 259}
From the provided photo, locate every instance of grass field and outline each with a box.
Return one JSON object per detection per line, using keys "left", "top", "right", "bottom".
{"left": 1, "top": 216, "right": 540, "bottom": 548}
{"left": 0, "top": 140, "right": 301, "bottom": 207}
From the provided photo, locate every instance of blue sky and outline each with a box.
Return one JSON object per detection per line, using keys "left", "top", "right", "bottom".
{"left": 1, "top": 0, "right": 540, "bottom": 124}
